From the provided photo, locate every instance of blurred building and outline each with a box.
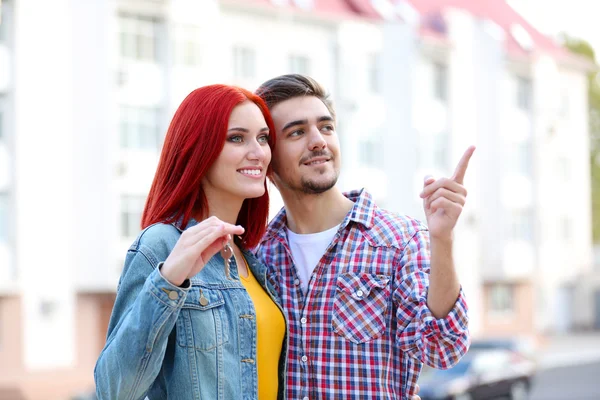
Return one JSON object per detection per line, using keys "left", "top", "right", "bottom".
{"left": 0, "top": 0, "right": 595, "bottom": 398}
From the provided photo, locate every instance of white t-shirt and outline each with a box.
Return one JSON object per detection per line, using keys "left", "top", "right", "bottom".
{"left": 286, "top": 224, "right": 340, "bottom": 292}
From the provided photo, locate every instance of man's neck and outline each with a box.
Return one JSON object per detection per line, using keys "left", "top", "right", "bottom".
{"left": 281, "top": 186, "right": 354, "bottom": 234}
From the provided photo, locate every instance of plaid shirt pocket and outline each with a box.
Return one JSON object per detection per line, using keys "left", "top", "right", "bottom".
{"left": 332, "top": 272, "right": 391, "bottom": 344}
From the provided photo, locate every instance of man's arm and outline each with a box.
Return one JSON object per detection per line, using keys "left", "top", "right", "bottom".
{"left": 394, "top": 229, "right": 469, "bottom": 369}
{"left": 419, "top": 146, "right": 475, "bottom": 318}
{"left": 427, "top": 237, "right": 460, "bottom": 318}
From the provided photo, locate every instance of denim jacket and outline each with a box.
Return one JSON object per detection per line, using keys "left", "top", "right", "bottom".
{"left": 94, "top": 220, "right": 288, "bottom": 400}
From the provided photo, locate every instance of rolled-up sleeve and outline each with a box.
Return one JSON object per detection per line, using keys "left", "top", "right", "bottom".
{"left": 394, "top": 229, "right": 470, "bottom": 369}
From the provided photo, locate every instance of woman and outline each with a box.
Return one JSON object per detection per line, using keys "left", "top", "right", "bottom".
{"left": 94, "top": 85, "right": 287, "bottom": 400}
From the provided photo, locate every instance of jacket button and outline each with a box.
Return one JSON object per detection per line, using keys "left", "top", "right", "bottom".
{"left": 168, "top": 291, "right": 179, "bottom": 300}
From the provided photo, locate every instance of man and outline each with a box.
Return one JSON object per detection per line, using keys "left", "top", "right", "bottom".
{"left": 255, "top": 74, "right": 472, "bottom": 399}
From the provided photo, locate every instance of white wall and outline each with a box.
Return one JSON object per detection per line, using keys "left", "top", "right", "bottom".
{"left": 14, "top": 0, "right": 76, "bottom": 369}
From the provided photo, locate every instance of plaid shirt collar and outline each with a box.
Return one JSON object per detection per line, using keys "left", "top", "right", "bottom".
{"left": 262, "top": 188, "right": 376, "bottom": 242}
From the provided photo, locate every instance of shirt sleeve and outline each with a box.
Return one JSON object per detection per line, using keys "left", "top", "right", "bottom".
{"left": 393, "top": 229, "right": 470, "bottom": 369}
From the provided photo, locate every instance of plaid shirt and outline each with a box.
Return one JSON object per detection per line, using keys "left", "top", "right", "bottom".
{"left": 257, "top": 189, "right": 470, "bottom": 400}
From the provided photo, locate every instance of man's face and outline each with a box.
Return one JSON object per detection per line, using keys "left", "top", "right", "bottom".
{"left": 269, "top": 96, "right": 341, "bottom": 195}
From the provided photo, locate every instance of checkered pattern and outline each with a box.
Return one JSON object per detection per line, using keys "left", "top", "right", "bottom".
{"left": 257, "top": 189, "right": 470, "bottom": 400}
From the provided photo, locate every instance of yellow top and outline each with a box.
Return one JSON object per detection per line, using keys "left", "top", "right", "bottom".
{"left": 240, "top": 259, "right": 285, "bottom": 400}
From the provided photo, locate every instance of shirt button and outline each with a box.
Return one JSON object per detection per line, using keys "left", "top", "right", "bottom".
{"left": 300, "top": 317, "right": 307, "bottom": 324}
{"left": 303, "top": 397, "right": 309, "bottom": 400}
{"left": 356, "top": 289, "right": 364, "bottom": 298}
{"left": 294, "top": 278, "right": 301, "bottom": 286}
{"left": 168, "top": 291, "right": 179, "bottom": 300}
{"left": 301, "top": 355, "right": 308, "bottom": 362}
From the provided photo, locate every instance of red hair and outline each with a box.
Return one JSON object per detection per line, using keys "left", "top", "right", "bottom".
{"left": 141, "top": 84, "right": 276, "bottom": 249}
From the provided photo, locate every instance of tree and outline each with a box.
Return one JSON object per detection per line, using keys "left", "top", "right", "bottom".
{"left": 561, "top": 34, "right": 600, "bottom": 242}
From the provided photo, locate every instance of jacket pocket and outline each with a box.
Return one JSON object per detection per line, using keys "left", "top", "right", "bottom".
{"left": 332, "top": 272, "right": 391, "bottom": 344}
{"left": 177, "top": 286, "right": 230, "bottom": 351}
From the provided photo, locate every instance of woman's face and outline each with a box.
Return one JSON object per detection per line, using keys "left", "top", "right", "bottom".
{"left": 202, "top": 100, "right": 272, "bottom": 203}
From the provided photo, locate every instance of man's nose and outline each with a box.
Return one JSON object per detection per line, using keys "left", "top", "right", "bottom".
{"left": 308, "top": 126, "right": 327, "bottom": 151}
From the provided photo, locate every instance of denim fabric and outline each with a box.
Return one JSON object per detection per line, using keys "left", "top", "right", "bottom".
{"left": 94, "top": 220, "right": 288, "bottom": 400}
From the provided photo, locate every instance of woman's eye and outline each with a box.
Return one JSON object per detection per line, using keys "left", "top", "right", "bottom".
{"left": 228, "top": 135, "right": 243, "bottom": 143}
{"left": 258, "top": 135, "right": 270, "bottom": 144}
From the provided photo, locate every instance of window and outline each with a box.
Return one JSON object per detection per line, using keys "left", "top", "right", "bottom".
{"left": 233, "top": 46, "right": 256, "bottom": 79}
{"left": 433, "top": 62, "right": 448, "bottom": 102}
{"left": 557, "top": 156, "right": 570, "bottom": 181}
{"left": 0, "top": 2, "right": 5, "bottom": 43}
{"left": 432, "top": 132, "right": 449, "bottom": 170}
{"left": 516, "top": 76, "right": 532, "bottom": 111}
{"left": 359, "top": 138, "right": 383, "bottom": 167}
{"left": 419, "top": 132, "right": 450, "bottom": 172}
{"left": 289, "top": 55, "right": 310, "bottom": 75}
{"left": 119, "top": 106, "right": 161, "bottom": 150}
{"left": 119, "top": 15, "right": 160, "bottom": 62}
{"left": 174, "top": 25, "right": 201, "bottom": 66}
{"left": 508, "top": 140, "right": 532, "bottom": 176}
{"left": 121, "top": 195, "right": 146, "bottom": 238}
{"left": 0, "top": 192, "right": 8, "bottom": 243}
{"left": 560, "top": 90, "right": 569, "bottom": 118}
{"left": 508, "top": 208, "right": 534, "bottom": 242}
{"left": 367, "top": 53, "right": 380, "bottom": 93}
{"left": 561, "top": 216, "right": 571, "bottom": 241}
{"left": 489, "top": 284, "right": 515, "bottom": 314}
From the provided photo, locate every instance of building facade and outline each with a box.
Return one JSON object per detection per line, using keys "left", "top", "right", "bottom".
{"left": 0, "top": 0, "right": 593, "bottom": 397}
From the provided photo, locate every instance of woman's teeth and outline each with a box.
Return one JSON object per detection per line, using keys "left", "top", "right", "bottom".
{"left": 239, "top": 169, "right": 261, "bottom": 176}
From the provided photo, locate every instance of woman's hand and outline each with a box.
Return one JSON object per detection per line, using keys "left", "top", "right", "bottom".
{"left": 161, "top": 216, "right": 245, "bottom": 286}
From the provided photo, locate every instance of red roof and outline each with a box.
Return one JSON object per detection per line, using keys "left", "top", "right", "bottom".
{"left": 402, "top": 0, "right": 568, "bottom": 59}
{"left": 220, "top": 0, "right": 372, "bottom": 20}
{"left": 224, "top": 0, "right": 587, "bottom": 64}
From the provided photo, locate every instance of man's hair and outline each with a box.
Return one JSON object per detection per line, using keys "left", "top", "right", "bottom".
{"left": 255, "top": 74, "right": 336, "bottom": 119}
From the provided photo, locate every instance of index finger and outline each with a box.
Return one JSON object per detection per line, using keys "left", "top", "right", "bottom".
{"left": 452, "top": 145, "right": 475, "bottom": 184}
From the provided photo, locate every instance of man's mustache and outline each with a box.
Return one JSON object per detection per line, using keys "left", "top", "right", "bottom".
{"left": 299, "top": 150, "right": 334, "bottom": 165}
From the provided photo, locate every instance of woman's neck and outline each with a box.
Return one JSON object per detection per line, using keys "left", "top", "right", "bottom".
{"left": 197, "top": 190, "right": 244, "bottom": 226}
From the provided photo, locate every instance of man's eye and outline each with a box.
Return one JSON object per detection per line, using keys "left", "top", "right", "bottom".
{"left": 321, "top": 125, "right": 334, "bottom": 132}
{"left": 289, "top": 129, "right": 303, "bottom": 137}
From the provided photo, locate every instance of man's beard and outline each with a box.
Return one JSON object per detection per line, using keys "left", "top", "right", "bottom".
{"left": 300, "top": 174, "right": 338, "bottom": 194}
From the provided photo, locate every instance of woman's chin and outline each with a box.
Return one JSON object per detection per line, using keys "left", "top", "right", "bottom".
{"left": 240, "top": 187, "right": 266, "bottom": 200}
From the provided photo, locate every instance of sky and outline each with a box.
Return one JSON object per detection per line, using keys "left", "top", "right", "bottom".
{"left": 508, "top": 0, "right": 600, "bottom": 59}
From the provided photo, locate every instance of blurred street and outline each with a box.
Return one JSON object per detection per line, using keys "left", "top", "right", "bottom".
{"left": 530, "top": 360, "right": 600, "bottom": 400}
{"left": 530, "top": 333, "right": 600, "bottom": 400}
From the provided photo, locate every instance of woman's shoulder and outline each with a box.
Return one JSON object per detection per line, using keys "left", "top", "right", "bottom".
{"left": 129, "top": 222, "right": 182, "bottom": 258}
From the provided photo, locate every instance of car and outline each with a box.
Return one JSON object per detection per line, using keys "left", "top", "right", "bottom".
{"left": 417, "top": 348, "right": 532, "bottom": 400}
{"left": 469, "top": 337, "right": 538, "bottom": 376}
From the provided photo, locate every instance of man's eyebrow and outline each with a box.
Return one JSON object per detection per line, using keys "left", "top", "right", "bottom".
{"left": 282, "top": 119, "right": 308, "bottom": 132}
{"left": 282, "top": 116, "right": 333, "bottom": 131}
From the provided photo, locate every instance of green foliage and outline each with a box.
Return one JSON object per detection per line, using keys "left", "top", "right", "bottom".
{"left": 561, "top": 34, "right": 600, "bottom": 242}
